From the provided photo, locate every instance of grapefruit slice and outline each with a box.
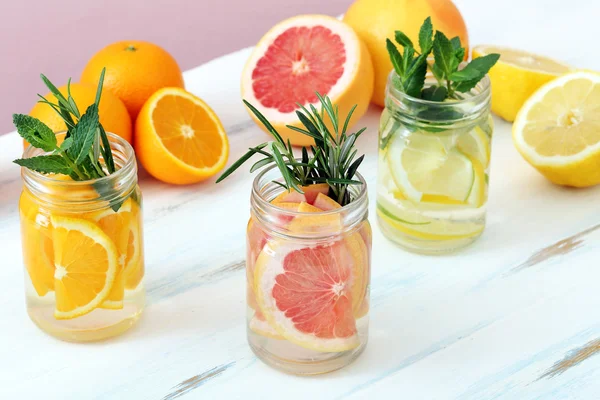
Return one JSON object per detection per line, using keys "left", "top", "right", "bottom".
{"left": 249, "top": 310, "right": 284, "bottom": 340}
{"left": 241, "top": 14, "right": 374, "bottom": 146}
{"left": 254, "top": 240, "right": 360, "bottom": 352}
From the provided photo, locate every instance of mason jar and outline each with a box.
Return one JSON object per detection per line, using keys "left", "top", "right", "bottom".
{"left": 377, "top": 71, "right": 493, "bottom": 254}
{"left": 19, "top": 132, "right": 145, "bottom": 342}
{"left": 246, "top": 165, "right": 371, "bottom": 375}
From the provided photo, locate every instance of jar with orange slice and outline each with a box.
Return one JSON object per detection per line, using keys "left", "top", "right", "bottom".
{"left": 218, "top": 94, "right": 371, "bottom": 374}
{"left": 14, "top": 72, "right": 144, "bottom": 342}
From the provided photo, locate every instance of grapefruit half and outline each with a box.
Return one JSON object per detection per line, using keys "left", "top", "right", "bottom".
{"left": 241, "top": 14, "right": 374, "bottom": 146}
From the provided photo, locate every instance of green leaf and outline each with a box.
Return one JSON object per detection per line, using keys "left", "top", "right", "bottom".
{"left": 454, "top": 78, "right": 483, "bottom": 93}
{"left": 250, "top": 157, "right": 274, "bottom": 173}
{"left": 12, "top": 114, "right": 57, "bottom": 152}
{"left": 95, "top": 68, "right": 106, "bottom": 106}
{"left": 13, "top": 155, "right": 71, "bottom": 175}
{"left": 394, "top": 30, "right": 413, "bottom": 48}
{"left": 431, "top": 62, "right": 445, "bottom": 81}
{"left": 453, "top": 54, "right": 500, "bottom": 92}
{"left": 404, "top": 56, "right": 428, "bottom": 98}
{"left": 243, "top": 100, "right": 285, "bottom": 146}
{"left": 60, "top": 137, "right": 73, "bottom": 151}
{"left": 346, "top": 154, "right": 364, "bottom": 180}
{"left": 421, "top": 85, "right": 448, "bottom": 101}
{"left": 450, "top": 36, "right": 462, "bottom": 50}
{"left": 66, "top": 79, "right": 80, "bottom": 119}
{"left": 70, "top": 104, "right": 99, "bottom": 164}
{"left": 418, "top": 17, "right": 433, "bottom": 53}
{"left": 454, "top": 47, "right": 466, "bottom": 64}
{"left": 386, "top": 39, "right": 404, "bottom": 76}
{"left": 449, "top": 67, "right": 482, "bottom": 82}
{"left": 341, "top": 104, "right": 357, "bottom": 135}
{"left": 98, "top": 125, "right": 115, "bottom": 174}
{"left": 432, "top": 30, "right": 455, "bottom": 77}
{"left": 216, "top": 143, "right": 267, "bottom": 183}
{"left": 402, "top": 46, "right": 415, "bottom": 76}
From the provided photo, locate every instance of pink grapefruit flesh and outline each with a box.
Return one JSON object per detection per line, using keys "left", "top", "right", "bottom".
{"left": 251, "top": 26, "right": 345, "bottom": 113}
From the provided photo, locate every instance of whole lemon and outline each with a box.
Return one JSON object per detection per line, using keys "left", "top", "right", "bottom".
{"left": 344, "top": 0, "right": 469, "bottom": 106}
{"left": 28, "top": 83, "right": 132, "bottom": 146}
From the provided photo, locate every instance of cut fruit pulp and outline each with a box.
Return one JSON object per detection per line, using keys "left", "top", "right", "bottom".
{"left": 241, "top": 14, "right": 374, "bottom": 146}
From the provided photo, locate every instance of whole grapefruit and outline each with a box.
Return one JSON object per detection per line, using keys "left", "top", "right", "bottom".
{"left": 344, "top": 0, "right": 469, "bottom": 106}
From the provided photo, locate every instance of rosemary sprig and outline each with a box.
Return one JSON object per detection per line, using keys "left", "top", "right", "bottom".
{"left": 216, "top": 93, "right": 366, "bottom": 206}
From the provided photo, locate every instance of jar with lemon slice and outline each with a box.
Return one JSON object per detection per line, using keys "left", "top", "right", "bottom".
{"left": 19, "top": 132, "right": 145, "bottom": 342}
{"left": 377, "top": 72, "right": 493, "bottom": 253}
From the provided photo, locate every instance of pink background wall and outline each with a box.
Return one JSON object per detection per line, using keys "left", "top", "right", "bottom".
{"left": 1, "top": 0, "right": 352, "bottom": 134}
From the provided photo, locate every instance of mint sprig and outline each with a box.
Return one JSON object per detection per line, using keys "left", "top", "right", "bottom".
{"left": 13, "top": 69, "right": 125, "bottom": 211}
{"left": 387, "top": 17, "right": 500, "bottom": 101}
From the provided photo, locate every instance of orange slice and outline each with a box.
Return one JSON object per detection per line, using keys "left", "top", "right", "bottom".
{"left": 135, "top": 87, "right": 229, "bottom": 185}
{"left": 51, "top": 216, "right": 118, "bottom": 319}
{"left": 123, "top": 203, "right": 144, "bottom": 290}
{"left": 20, "top": 192, "right": 55, "bottom": 297}
{"left": 90, "top": 199, "right": 136, "bottom": 309}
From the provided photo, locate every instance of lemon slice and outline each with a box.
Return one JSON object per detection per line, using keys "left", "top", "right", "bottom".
{"left": 457, "top": 125, "right": 492, "bottom": 168}
{"left": 387, "top": 131, "right": 475, "bottom": 203}
{"left": 473, "top": 45, "right": 572, "bottom": 122}
{"left": 513, "top": 71, "right": 600, "bottom": 187}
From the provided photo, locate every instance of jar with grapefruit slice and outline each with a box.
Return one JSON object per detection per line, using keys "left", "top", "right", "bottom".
{"left": 219, "top": 94, "right": 371, "bottom": 374}
{"left": 14, "top": 72, "right": 145, "bottom": 342}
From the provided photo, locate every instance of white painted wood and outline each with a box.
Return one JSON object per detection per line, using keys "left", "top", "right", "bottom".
{"left": 1, "top": 1, "right": 599, "bottom": 398}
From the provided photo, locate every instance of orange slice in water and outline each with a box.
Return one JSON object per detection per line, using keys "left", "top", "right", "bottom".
{"left": 135, "top": 87, "right": 229, "bottom": 184}
{"left": 51, "top": 216, "right": 118, "bottom": 319}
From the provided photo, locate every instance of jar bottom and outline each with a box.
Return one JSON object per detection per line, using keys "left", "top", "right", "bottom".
{"left": 247, "top": 311, "right": 369, "bottom": 375}
{"left": 26, "top": 290, "right": 145, "bottom": 342}
{"left": 249, "top": 333, "right": 367, "bottom": 375}
{"left": 377, "top": 214, "right": 484, "bottom": 255}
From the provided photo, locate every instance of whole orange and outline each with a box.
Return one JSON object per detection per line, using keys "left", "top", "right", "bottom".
{"left": 28, "top": 83, "right": 132, "bottom": 146}
{"left": 80, "top": 40, "right": 185, "bottom": 120}
{"left": 344, "top": 0, "right": 469, "bottom": 106}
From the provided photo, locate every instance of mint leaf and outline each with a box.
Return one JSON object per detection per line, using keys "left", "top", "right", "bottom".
{"left": 404, "top": 60, "right": 427, "bottom": 98}
{"left": 61, "top": 137, "right": 73, "bottom": 151}
{"left": 455, "top": 47, "right": 466, "bottom": 64}
{"left": 14, "top": 155, "right": 71, "bottom": 175}
{"left": 418, "top": 17, "right": 433, "bottom": 53}
{"left": 466, "top": 53, "right": 501, "bottom": 76}
{"left": 386, "top": 39, "right": 404, "bottom": 75}
{"left": 13, "top": 114, "right": 57, "bottom": 152}
{"left": 432, "top": 31, "right": 454, "bottom": 78}
{"left": 70, "top": 104, "right": 99, "bottom": 164}
{"left": 454, "top": 78, "right": 482, "bottom": 93}
{"left": 452, "top": 54, "right": 500, "bottom": 92}
{"left": 450, "top": 36, "right": 462, "bottom": 50}
{"left": 449, "top": 67, "right": 482, "bottom": 82}
{"left": 421, "top": 85, "right": 448, "bottom": 102}
{"left": 395, "top": 30, "right": 413, "bottom": 48}
{"left": 402, "top": 46, "right": 415, "bottom": 75}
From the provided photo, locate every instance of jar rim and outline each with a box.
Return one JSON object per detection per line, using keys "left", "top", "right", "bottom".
{"left": 386, "top": 69, "right": 491, "bottom": 108}
{"left": 21, "top": 131, "right": 138, "bottom": 210}
{"left": 250, "top": 163, "right": 369, "bottom": 239}
{"left": 251, "top": 163, "right": 369, "bottom": 216}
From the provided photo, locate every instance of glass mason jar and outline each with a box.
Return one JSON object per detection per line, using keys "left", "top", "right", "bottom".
{"left": 246, "top": 165, "right": 371, "bottom": 375}
{"left": 377, "top": 71, "right": 493, "bottom": 254}
{"left": 19, "top": 132, "right": 145, "bottom": 342}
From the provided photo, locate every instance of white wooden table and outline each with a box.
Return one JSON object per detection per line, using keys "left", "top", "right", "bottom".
{"left": 1, "top": 1, "right": 599, "bottom": 398}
